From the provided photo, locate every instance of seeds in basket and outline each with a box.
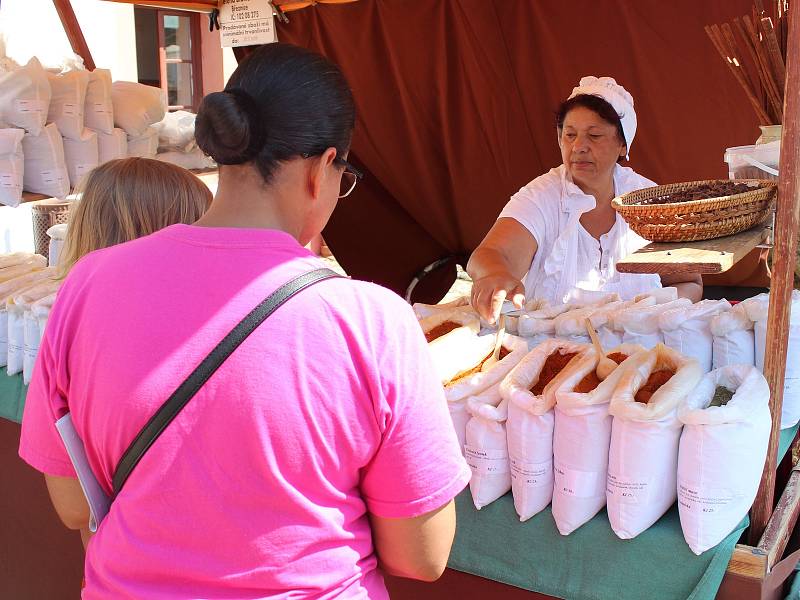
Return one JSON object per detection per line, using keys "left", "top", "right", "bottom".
{"left": 530, "top": 351, "right": 578, "bottom": 395}
{"left": 634, "top": 369, "right": 675, "bottom": 404}
{"left": 644, "top": 182, "right": 753, "bottom": 205}
{"left": 425, "top": 320, "right": 462, "bottom": 342}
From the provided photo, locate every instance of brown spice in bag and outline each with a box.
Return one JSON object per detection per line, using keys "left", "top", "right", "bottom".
{"left": 447, "top": 346, "right": 511, "bottom": 384}
{"left": 425, "top": 320, "right": 461, "bottom": 342}
{"left": 530, "top": 351, "right": 578, "bottom": 396}
{"left": 634, "top": 369, "right": 675, "bottom": 404}
{"left": 607, "top": 352, "right": 629, "bottom": 364}
{"left": 575, "top": 370, "right": 602, "bottom": 394}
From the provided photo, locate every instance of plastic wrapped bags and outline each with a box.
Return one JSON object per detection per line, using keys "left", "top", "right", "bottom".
{"left": 22, "top": 123, "right": 69, "bottom": 198}
{"left": 551, "top": 344, "right": 645, "bottom": 535}
{"left": 0, "top": 267, "right": 54, "bottom": 367}
{"left": 0, "top": 253, "right": 46, "bottom": 271}
{"left": 465, "top": 395, "right": 511, "bottom": 509}
{"left": 96, "top": 127, "right": 128, "bottom": 163}
{"left": 27, "top": 292, "right": 57, "bottom": 383}
{"left": 0, "top": 128, "right": 24, "bottom": 207}
{"left": 659, "top": 300, "right": 731, "bottom": 373}
{"left": 617, "top": 298, "right": 692, "bottom": 348}
{"left": 127, "top": 126, "right": 159, "bottom": 158}
{"left": 607, "top": 344, "right": 703, "bottom": 539}
{"left": 85, "top": 69, "right": 114, "bottom": 134}
{"left": 517, "top": 302, "right": 576, "bottom": 343}
{"left": 7, "top": 277, "right": 59, "bottom": 375}
{"left": 47, "top": 69, "right": 89, "bottom": 140}
{"left": 746, "top": 291, "right": 800, "bottom": 428}
{"left": 111, "top": 81, "right": 166, "bottom": 137}
{"left": 710, "top": 302, "right": 755, "bottom": 370}
{"left": 597, "top": 296, "right": 658, "bottom": 349}
{"left": 501, "top": 338, "right": 590, "bottom": 521}
{"left": 0, "top": 57, "right": 50, "bottom": 135}
{"left": 62, "top": 129, "right": 98, "bottom": 187}
{"left": 154, "top": 110, "right": 196, "bottom": 151}
{"left": 677, "top": 365, "right": 771, "bottom": 555}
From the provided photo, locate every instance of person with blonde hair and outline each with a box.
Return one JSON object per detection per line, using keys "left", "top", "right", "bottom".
{"left": 58, "top": 157, "right": 212, "bottom": 276}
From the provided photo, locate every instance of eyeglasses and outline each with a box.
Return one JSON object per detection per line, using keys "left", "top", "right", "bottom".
{"left": 301, "top": 152, "right": 364, "bottom": 199}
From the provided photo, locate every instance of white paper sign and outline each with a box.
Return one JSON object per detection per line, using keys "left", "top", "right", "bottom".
{"left": 218, "top": 0, "right": 277, "bottom": 48}
{"left": 511, "top": 457, "right": 552, "bottom": 488}
{"left": 554, "top": 463, "right": 602, "bottom": 499}
{"left": 464, "top": 445, "right": 510, "bottom": 476}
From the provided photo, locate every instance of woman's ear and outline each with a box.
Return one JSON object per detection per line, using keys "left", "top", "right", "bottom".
{"left": 308, "top": 147, "right": 338, "bottom": 200}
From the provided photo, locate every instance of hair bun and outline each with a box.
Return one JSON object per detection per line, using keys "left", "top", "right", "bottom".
{"left": 195, "top": 90, "right": 263, "bottom": 165}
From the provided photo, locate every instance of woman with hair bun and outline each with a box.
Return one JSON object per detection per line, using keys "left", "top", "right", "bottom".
{"left": 20, "top": 43, "right": 469, "bottom": 598}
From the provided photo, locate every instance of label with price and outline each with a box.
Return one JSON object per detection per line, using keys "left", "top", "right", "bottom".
{"left": 218, "top": 0, "right": 276, "bottom": 47}
{"left": 554, "top": 463, "right": 602, "bottom": 498}
{"left": 606, "top": 473, "right": 650, "bottom": 504}
{"left": 465, "top": 445, "right": 510, "bottom": 476}
{"left": 678, "top": 482, "right": 735, "bottom": 515}
{"left": 510, "top": 457, "right": 552, "bottom": 488}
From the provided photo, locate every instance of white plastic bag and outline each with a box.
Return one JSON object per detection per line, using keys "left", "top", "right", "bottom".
{"left": 22, "top": 123, "right": 69, "bottom": 198}
{"left": 617, "top": 298, "right": 692, "bottom": 348}
{"left": 47, "top": 69, "right": 89, "bottom": 140}
{"left": 677, "top": 365, "right": 771, "bottom": 554}
{"left": 465, "top": 396, "right": 511, "bottom": 509}
{"left": 96, "top": 127, "right": 128, "bottom": 163}
{"left": 85, "top": 69, "right": 114, "bottom": 134}
{"left": 710, "top": 303, "right": 755, "bottom": 370}
{"left": 0, "top": 128, "right": 24, "bottom": 207}
{"left": 111, "top": 81, "right": 166, "bottom": 137}
{"left": 551, "top": 344, "right": 645, "bottom": 535}
{"left": 660, "top": 300, "right": 731, "bottom": 373}
{"left": 127, "top": 126, "right": 159, "bottom": 158}
{"left": 0, "top": 57, "right": 50, "bottom": 135}
{"left": 62, "top": 129, "right": 98, "bottom": 187}
{"left": 747, "top": 291, "right": 800, "bottom": 428}
{"left": 0, "top": 267, "right": 55, "bottom": 367}
{"left": 47, "top": 223, "right": 68, "bottom": 267}
{"left": 154, "top": 109, "right": 196, "bottom": 152}
{"left": 501, "top": 338, "right": 590, "bottom": 521}
{"left": 607, "top": 344, "right": 703, "bottom": 539}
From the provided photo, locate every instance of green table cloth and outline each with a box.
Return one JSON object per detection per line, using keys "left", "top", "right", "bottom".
{"left": 0, "top": 368, "right": 27, "bottom": 423}
{"left": 448, "top": 424, "right": 799, "bottom": 600}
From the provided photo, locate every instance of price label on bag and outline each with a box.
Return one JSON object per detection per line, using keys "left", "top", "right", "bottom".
{"left": 218, "top": 0, "right": 276, "bottom": 47}
{"left": 678, "top": 482, "right": 736, "bottom": 515}
{"left": 465, "top": 445, "right": 510, "bottom": 476}
{"left": 511, "top": 457, "right": 552, "bottom": 488}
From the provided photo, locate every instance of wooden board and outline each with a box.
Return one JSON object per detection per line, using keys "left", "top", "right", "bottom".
{"left": 615, "top": 226, "right": 771, "bottom": 275}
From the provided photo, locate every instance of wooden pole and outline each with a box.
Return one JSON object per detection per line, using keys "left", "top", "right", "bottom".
{"left": 749, "top": 0, "right": 800, "bottom": 545}
{"left": 52, "top": 0, "right": 96, "bottom": 71}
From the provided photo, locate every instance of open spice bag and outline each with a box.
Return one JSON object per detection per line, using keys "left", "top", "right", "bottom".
{"left": 551, "top": 343, "right": 646, "bottom": 535}
{"left": 500, "top": 338, "right": 590, "bottom": 521}
{"left": 607, "top": 344, "right": 703, "bottom": 539}
{"left": 677, "top": 365, "right": 771, "bottom": 555}
{"left": 616, "top": 297, "right": 692, "bottom": 349}
{"left": 419, "top": 305, "right": 480, "bottom": 344}
{"left": 710, "top": 301, "right": 756, "bottom": 370}
{"left": 659, "top": 299, "right": 731, "bottom": 373}
{"left": 465, "top": 393, "right": 511, "bottom": 510}
{"left": 444, "top": 333, "right": 528, "bottom": 454}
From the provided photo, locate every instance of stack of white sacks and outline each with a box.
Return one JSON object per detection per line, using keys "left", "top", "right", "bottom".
{"left": 0, "top": 252, "right": 60, "bottom": 384}
{"left": 417, "top": 286, "right": 789, "bottom": 554}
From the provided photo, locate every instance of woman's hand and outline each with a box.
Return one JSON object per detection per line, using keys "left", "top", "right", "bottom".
{"left": 470, "top": 273, "right": 526, "bottom": 324}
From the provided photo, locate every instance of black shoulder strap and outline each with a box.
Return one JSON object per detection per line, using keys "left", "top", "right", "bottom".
{"left": 112, "top": 268, "right": 341, "bottom": 498}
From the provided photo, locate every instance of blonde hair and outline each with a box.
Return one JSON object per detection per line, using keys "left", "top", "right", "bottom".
{"left": 58, "top": 158, "right": 212, "bottom": 277}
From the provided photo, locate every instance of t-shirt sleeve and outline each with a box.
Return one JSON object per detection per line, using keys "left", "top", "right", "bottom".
{"left": 360, "top": 297, "right": 470, "bottom": 519}
{"left": 497, "top": 181, "right": 554, "bottom": 251}
{"left": 18, "top": 287, "right": 76, "bottom": 478}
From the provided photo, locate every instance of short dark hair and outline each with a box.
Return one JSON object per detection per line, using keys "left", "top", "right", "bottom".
{"left": 555, "top": 94, "right": 627, "bottom": 159}
{"left": 195, "top": 43, "right": 356, "bottom": 184}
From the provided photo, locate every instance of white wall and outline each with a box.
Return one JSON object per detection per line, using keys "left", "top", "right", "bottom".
{"left": 0, "top": 0, "right": 137, "bottom": 81}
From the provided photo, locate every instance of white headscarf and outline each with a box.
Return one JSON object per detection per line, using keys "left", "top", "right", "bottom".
{"left": 568, "top": 76, "right": 637, "bottom": 159}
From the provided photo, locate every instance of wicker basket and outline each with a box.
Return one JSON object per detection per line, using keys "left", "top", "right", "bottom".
{"left": 31, "top": 199, "right": 72, "bottom": 258}
{"left": 611, "top": 179, "right": 777, "bottom": 242}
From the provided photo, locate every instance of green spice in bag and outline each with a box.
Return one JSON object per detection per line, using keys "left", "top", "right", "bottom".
{"left": 709, "top": 386, "right": 734, "bottom": 408}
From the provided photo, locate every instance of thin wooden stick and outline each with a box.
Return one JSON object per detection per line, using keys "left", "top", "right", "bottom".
{"left": 749, "top": 0, "right": 800, "bottom": 544}
{"left": 742, "top": 16, "right": 784, "bottom": 122}
{"left": 492, "top": 315, "right": 506, "bottom": 361}
{"left": 719, "top": 23, "right": 768, "bottom": 120}
{"left": 705, "top": 25, "right": 771, "bottom": 125}
{"left": 761, "top": 16, "right": 787, "bottom": 97}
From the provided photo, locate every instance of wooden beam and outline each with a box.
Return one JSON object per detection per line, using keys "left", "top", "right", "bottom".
{"left": 749, "top": 0, "right": 800, "bottom": 545}
{"left": 727, "top": 544, "right": 769, "bottom": 579}
{"left": 52, "top": 0, "right": 96, "bottom": 71}
{"left": 758, "top": 467, "right": 800, "bottom": 570}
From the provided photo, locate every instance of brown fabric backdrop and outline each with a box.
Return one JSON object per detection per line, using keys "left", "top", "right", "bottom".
{"left": 275, "top": 1, "right": 763, "bottom": 302}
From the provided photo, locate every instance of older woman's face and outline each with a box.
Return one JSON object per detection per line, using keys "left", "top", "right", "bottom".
{"left": 559, "top": 106, "right": 627, "bottom": 190}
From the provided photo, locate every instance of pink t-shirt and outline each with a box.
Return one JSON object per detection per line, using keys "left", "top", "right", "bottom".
{"left": 19, "top": 225, "right": 470, "bottom": 599}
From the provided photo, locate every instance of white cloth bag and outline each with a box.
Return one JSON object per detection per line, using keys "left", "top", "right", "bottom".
{"left": 501, "top": 338, "right": 590, "bottom": 520}
{"left": 47, "top": 223, "right": 68, "bottom": 267}
{"left": 747, "top": 291, "right": 800, "bottom": 428}
{"left": 551, "top": 344, "right": 645, "bottom": 535}
{"left": 427, "top": 324, "right": 493, "bottom": 386}
{"left": 96, "top": 127, "right": 128, "bottom": 163}
{"left": 600, "top": 296, "right": 659, "bottom": 349}
{"left": 127, "top": 126, "right": 159, "bottom": 158}
{"left": 0, "top": 267, "right": 55, "bottom": 367}
{"left": 85, "top": 69, "right": 114, "bottom": 134}
{"left": 659, "top": 300, "right": 731, "bottom": 373}
{"left": 607, "top": 344, "right": 703, "bottom": 539}
{"left": 47, "top": 69, "right": 89, "bottom": 140}
{"left": 62, "top": 129, "right": 98, "bottom": 187}
{"left": 617, "top": 298, "right": 692, "bottom": 348}
{"left": 0, "top": 128, "right": 24, "bottom": 207}
{"left": 710, "top": 303, "right": 755, "bottom": 370}
{"left": 677, "top": 365, "right": 771, "bottom": 554}
{"left": 0, "top": 58, "right": 50, "bottom": 135}
{"left": 111, "top": 81, "right": 166, "bottom": 137}
{"left": 7, "top": 277, "right": 59, "bottom": 375}
{"left": 22, "top": 123, "right": 69, "bottom": 198}
{"left": 465, "top": 396, "right": 511, "bottom": 509}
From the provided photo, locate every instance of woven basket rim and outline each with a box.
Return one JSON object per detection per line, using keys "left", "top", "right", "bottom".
{"left": 612, "top": 179, "right": 776, "bottom": 210}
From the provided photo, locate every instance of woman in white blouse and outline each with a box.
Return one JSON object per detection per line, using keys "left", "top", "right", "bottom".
{"left": 468, "top": 76, "right": 702, "bottom": 323}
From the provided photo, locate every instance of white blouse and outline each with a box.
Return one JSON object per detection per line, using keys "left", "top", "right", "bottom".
{"left": 498, "top": 164, "right": 661, "bottom": 305}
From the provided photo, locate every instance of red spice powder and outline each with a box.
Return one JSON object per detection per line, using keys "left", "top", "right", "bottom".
{"left": 575, "top": 370, "right": 602, "bottom": 394}
{"left": 447, "top": 346, "right": 512, "bottom": 385}
{"left": 530, "top": 351, "right": 578, "bottom": 396}
{"left": 607, "top": 352, "right": 629, "bottom": 364}
{"left": 634, "top": 369, "right": 675, "bottom": 404}
{"left": 425, "top": 320, "right": 461, "bottom": 342}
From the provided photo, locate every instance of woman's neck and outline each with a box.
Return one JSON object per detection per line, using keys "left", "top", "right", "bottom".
{"left": 574, "top": 175, "right": 616, "bottom": 206}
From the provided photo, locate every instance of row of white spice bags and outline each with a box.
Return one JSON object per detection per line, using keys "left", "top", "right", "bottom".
{"left": 658, "top": 299, "right": 732, "bottom": 372}
{"left": 7, "top": 277, "right": 60, "bottom": 381}
{"left": 0, "top": 265, "right": 55, "bottom": 368}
